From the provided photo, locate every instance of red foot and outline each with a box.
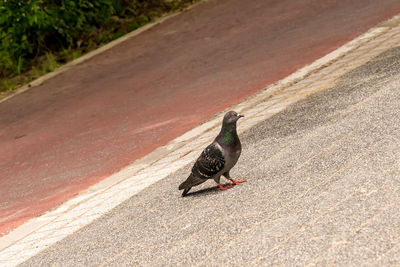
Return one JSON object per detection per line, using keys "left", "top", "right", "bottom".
{"left": 231, "top": 179, "right": 247, "bottom": 185}
{"left": 218, "top": 184, "right": 233, "bottom": 190}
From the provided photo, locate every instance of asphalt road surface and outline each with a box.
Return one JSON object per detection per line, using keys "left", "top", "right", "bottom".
{"left": 1, "top": 0, "right": 400, "bottom": 239}
{"left": 21, "top": 44, "right": 400, "bottom": 266}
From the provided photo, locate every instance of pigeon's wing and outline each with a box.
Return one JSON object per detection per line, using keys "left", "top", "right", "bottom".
{"left": 192, "top": 142, "right": 225, "bottom": 180}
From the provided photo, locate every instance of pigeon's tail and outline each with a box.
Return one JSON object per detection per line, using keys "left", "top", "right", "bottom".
{"left": 179, "top": 174, "right": 194, "bottom": 190}
{"left": 179, "top": 174, "right": 205, "bottom": 197}
{"left": 182, "top": 187, "right": 191, "bottom": 197}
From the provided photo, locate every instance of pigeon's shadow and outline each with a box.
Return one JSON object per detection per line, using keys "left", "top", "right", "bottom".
{"left": 184, "top": 183, "right": 233, "bottom": 198}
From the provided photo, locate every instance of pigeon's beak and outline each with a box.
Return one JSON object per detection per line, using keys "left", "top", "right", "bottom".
{"left": 237, "top": 114, "right": 244, "bottom": 119}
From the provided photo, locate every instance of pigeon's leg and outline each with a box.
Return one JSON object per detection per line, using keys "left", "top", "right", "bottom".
{"left": 223, "top": 171, "right": 247, "bottom": 185}
{"left": 214, "top": 176, "right": 232, "bottom": 190}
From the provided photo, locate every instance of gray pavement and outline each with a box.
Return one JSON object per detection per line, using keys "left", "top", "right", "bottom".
{"left": 21, "top": 46, "right": 400, "bottom": 266}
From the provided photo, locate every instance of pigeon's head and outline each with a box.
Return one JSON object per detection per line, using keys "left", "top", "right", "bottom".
{"left": 223, "top": 111, "right": 244, "bottom": 125}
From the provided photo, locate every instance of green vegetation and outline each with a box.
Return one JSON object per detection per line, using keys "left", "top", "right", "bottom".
{"left": 0, "top": 0, "right": 197, "bottom": 93}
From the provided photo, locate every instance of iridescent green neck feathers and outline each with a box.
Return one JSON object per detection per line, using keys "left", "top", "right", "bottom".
{"left": 219, "top": 124, "right": 237, "bottom": 145}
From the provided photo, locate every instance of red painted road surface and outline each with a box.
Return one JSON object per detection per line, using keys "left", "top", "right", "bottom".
{"left": 2, "top": 0, "right": 400, "bottom": 236}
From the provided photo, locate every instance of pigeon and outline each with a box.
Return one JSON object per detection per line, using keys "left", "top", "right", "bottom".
{"left": 178, "top": 110, "right": 246, "bottom": 197}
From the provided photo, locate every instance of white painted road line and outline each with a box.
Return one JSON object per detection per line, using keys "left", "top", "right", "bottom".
{"left": 1, "top": 13, "right": 400, "bottom": 267}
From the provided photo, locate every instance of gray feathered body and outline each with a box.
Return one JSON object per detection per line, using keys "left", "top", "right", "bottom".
{"left": 179, "top": 111, "right": 242, "bottom": 196}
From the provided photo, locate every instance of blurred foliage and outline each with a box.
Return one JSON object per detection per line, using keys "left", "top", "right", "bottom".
{"left": 0, "top": 0, "right": 195, "bottom": 87}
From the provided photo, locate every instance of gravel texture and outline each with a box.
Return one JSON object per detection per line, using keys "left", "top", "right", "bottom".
{"left": 21, "top": 47, "right": 400, "bottom": 266}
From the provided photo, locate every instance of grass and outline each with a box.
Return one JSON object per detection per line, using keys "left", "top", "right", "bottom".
{"left": 0, "top": 0, "right": 200, "bottom": 97}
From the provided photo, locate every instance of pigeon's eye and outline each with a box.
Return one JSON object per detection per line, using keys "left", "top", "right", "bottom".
{"left": 231, "top": 114, "right": 235, "bottom": 118}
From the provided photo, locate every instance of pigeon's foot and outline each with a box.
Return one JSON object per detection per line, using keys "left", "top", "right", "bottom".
{"left": 218, "top": 184, "right": 233, "bottom": 191}
{"left": 231, "top": 179, "right": 247, "bottom": 185}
